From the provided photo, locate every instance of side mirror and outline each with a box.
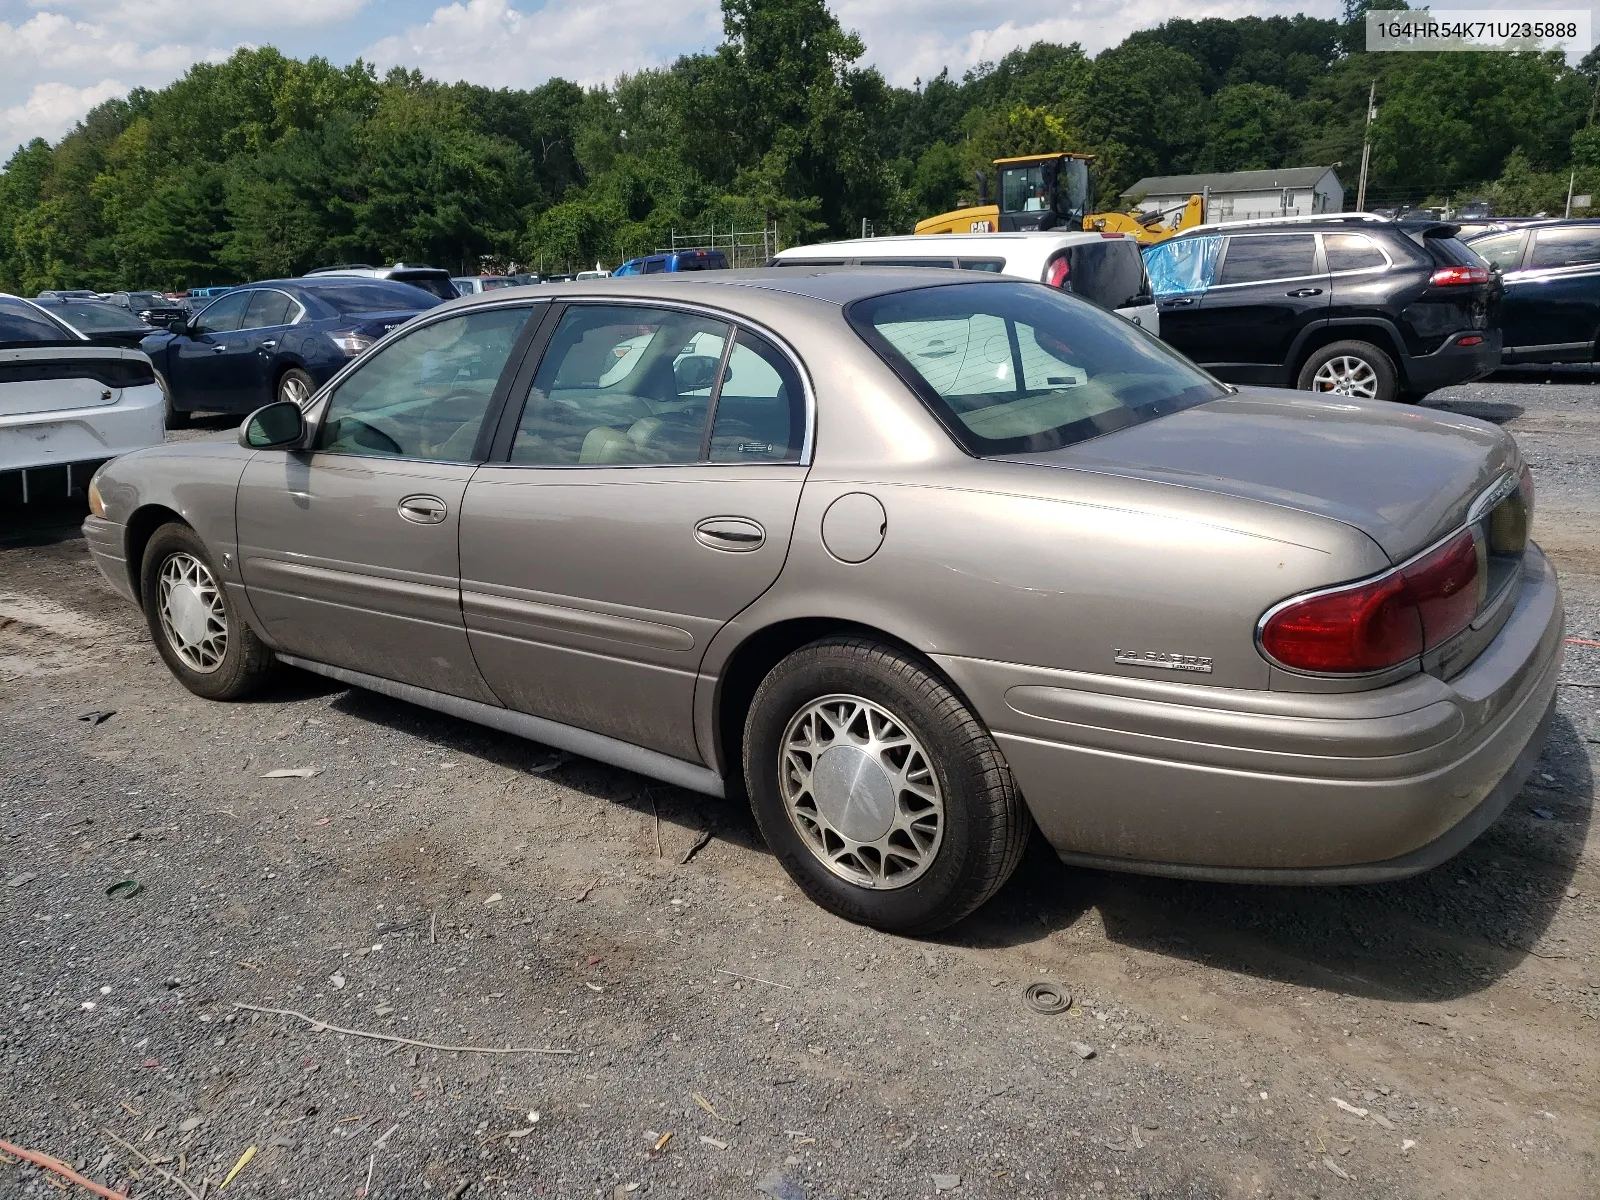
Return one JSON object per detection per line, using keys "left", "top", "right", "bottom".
{"left": 240, "top": 401, "right": 305, "bottom": 450}
{"left": 673, "top": 354, "right": 721, "bottom": 392}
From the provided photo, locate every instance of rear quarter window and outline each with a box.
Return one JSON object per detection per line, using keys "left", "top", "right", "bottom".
{"left": 0, "top": 300, "right": 79, "bottom": 343}
{"left": 1064, "top": 240, "right": 1151, "bottom": 310}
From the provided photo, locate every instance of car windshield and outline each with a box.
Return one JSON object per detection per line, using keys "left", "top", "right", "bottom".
{"left": 307, "top": 281, "right": 446, "bottom": 314}
{"left": 848, "top": 281, "right": 1225, "bottom": 455}
{"left": 50, "top": 301, "right": 147, "bottom": 331}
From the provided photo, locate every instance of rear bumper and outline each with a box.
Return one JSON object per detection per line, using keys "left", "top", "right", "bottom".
{"left": 0, "top": 384, "right": 164, "bottom": 473}
{"left": 935, "top": 546, "right": 1563, "bottom": 883}
{"left": 1401, "top": 329, "right": 1502, "bottom": 394}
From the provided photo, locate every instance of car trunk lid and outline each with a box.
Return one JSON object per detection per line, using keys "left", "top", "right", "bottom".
{"left": 343, "top": 309, "right": 425, "bottom": 339}
{"left": 1000, "top": 387, "right": 1518, "bottom": 563}
{"left": 0, "top": 346, "right": 154, "bottom": 417}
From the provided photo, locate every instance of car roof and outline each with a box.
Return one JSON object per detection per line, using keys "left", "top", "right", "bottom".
{"left": 431, "top": 266, "right": 1013, "bottom": 311}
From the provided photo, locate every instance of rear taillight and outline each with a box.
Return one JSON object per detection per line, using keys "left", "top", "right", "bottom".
{"left": 1457, "top": 335, "right": 1484, "bottom": 347}
{"left": 1260, "top": 529, "right": 1482, "bottom": 674}
{"left": 1429, "top": 265, "right": 1489, "bottom": 287}
{"left": 1044, "top": 256, "right": 1069, "bottom": 288}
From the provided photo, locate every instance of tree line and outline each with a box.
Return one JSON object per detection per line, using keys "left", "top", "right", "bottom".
{"left": 3, "top": 0, "right": 1598, "bottom": 293}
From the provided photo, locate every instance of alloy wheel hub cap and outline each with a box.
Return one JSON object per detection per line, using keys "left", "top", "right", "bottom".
{"left": 167, "top": 581, "right": 210, "bottom": 646}
{"left": 813, "top": 744, "right": 896, "bottom": 842}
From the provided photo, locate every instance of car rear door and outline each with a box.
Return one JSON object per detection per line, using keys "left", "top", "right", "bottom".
{"left": 229, "top": 289, "right": 300, "bottom": 412}
{"left": 237, "top": 302, "right": 541, "bottom": 700}
{"left": 1198, "top": 232, "right": 1329, "bottom": 383}
{"left": 458, "top": 302, "right": 810, "bottom": 762}
{"left": 1500, "top": 225, "right": 1600, "bottom": 361}
{"left": 167, "top": 290, "right": 254, "bottom": 411}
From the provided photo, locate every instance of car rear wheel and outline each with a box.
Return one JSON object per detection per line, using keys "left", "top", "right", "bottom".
{"left": 277, "top": 368, "right": 315, "bottom": 407}
{"left": 141, "top": 523, "right": 279, "bottom": 701}
{"left": 1297, "top": 340, "right": 1398, "bottom": 402}
{"left": 743, "top": 637, "right": 1029, "bottom": 935}
{"left": 156, "top": 369, "right": 189, "bottom": 429}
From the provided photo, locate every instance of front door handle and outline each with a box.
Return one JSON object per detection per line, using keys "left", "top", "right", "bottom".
{"left": 259, "top": 339, "right": 277, "bottom": 349}
{"left": 211, "top": 344, "right": 227, "bottom": 353}
{"left": 694, "top": 516, "right": 766, "bottom": 552}
{"left": 1286, "top": 288, "right": 1324, "bottom": 297}
{"left": 398, "top": 494, "right": 448, "bottom": 525}
{"left": 1159, "top": 297, "right": 1195, "bottom": 308}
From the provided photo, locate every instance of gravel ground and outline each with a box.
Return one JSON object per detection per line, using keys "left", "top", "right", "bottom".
{"left": 2, "top": 375, "right": 1597, "bottom": 1200}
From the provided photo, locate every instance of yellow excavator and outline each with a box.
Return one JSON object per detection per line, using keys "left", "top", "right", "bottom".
{"left": 913, "top": 151, "right": 1204, "bottom": 245}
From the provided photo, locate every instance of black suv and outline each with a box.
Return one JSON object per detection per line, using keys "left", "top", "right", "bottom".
{"left": 1142, "top": 216, "right": 1501, "bottom": 402}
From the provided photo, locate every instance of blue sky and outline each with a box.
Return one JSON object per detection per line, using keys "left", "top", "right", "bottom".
{"left": 0, "top": 0, "right": 1456, "bottom": 156}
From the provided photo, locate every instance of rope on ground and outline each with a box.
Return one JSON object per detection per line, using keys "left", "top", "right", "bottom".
{"left": 230, "top": 1003, "right": 575, "bottom": 1055}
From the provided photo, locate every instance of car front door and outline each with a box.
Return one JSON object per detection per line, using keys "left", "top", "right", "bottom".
{"left": 1500, "top": 226, "right": 1600, "bottom": 361}
{"left": 236, "top": 302, "right": 541, "bottom": 700}
{"left": 1144, "top": 235, "right": 1221, "bottom": 362}
{"left": 232, "top": 288, "right": 301, "bottom": 411}
{"left": 168, "top": 290, "right": 253, "bottom": 411}
{"left": 1198, "top": 232, "right": 1329, "bottom": 383}
{"left": 459, "top": 302, "right": 810, "bottom": 762}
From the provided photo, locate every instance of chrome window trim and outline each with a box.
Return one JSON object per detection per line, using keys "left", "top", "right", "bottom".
{"left": 239, "top": 287, "right": 308, "bottom": 332}
{"left": 491, "top": 296, "right": 818, "bottom": 470}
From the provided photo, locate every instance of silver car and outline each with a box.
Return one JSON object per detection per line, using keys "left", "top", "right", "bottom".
{"left": 83, "top": 271, "right": 1562, "bottom": 933}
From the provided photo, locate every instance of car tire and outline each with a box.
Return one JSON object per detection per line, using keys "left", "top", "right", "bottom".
{"left": 743, "top": 636, "right": 1029, "bottom": 935}
{"left": 156, "top": 369, "right": 189, "bottom": 429}
{"left": 276, "top": 367, "right": 315, "bottom": 407}
{"left": 1296, "top": 340, "right": 1399, "bottom": 402}
{"left": 141, "top": 522, "right": 279, "bottom": 701}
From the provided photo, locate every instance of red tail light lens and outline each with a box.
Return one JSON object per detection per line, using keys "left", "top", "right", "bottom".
{"left": 1260, "top": 529, "right": 1482, "bottom": 674}
{"left": 1044, "top": 256, "right": 1070, "bottom": 288}
{"left": 1429, "top": 265, "right": 1489, "bottom": 287}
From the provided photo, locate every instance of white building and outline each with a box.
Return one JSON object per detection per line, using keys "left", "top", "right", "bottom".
{"left": 1119, "top": 167, "right": 1345, "bottom": 224}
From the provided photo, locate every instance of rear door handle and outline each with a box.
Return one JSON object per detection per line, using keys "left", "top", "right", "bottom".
{"left": 1159, "top": 297, "right": 1195, "bottom": 307}
{"left": 259, "top": 339, "right": 277, "bottom": 349}
{"left": 1286, "top": 288, "right": 1323, "bottom": 297}
{"left": 211, "top": 344, "right": 227, "bottom": 353}
{"left": 398, "top": 494, "right": 448, "bottom": 524}
{"left": 694, "top": 516, "right": 765, "bottom": 552}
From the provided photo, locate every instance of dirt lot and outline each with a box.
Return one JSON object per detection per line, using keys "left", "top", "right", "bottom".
{"left": 2, "top": 375, "right": 1597, "bottom": 1200}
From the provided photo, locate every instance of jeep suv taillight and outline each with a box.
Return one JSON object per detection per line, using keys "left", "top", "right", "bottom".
{"left": 1259, "top": 529, "right": 1483, "bottom": 674}
{"left": 1044, "top": 255, "right": 1070, "bottom": 288}
{"left": 1428, "top": 264, "right": 1489, "bottom": 287}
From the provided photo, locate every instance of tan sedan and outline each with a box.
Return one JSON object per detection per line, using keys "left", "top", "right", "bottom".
{"left": 82, "top": 269, "right": 1561, "bottom": 932}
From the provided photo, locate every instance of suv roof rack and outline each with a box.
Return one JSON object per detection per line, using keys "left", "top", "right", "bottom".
{"left": 1185, "top": 212, "right": 1395, "bottom": 235}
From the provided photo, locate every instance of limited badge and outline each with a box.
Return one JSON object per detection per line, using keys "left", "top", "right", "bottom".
{"left": 1114, "top": 648, "right": 1214, "bottom": 673}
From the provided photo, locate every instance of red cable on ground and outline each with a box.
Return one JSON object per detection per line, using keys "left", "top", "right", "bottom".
{"left": 0, "top": 1137, "right": 131, "bottom": 1199}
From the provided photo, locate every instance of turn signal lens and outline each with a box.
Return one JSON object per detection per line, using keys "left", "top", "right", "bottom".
{"left": 1428, "top": 265, "right": 1489, "bottom": 287}
{"left": 1044, "top": 255, "right": 1070, "bottom": 288}
{"left": 1519, "top": 462, "right": 1535, "bottom": 525}
{"left": 86, "top": 474, "right": 106, "bottom": 518}
{"left": 1260, "top": 530, "right": 1482, "bottom": 674}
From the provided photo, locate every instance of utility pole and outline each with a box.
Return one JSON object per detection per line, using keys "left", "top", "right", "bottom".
{"left": 1356, "top": 80, "right": 1376, "bottom": 212}
{"left": 1567, "top": 170, "right": 1577, "bottom": 217}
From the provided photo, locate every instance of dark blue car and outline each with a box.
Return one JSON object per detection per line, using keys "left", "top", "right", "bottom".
{"left": 1464, "top": 219, "right": 1600, "bottom": 364}
{"left": 144, "top": 277, "right": 444, "bottom": 426}
{"left": 612, "top": 249, "right": 729, "bottom": 275}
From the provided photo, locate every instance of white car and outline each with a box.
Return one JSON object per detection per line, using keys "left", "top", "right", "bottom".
{"left": 0, "top": 294, "right": 165, "bottom": 502}
{"left": 772, "top": 231, "right": 1159, "bottom": 335}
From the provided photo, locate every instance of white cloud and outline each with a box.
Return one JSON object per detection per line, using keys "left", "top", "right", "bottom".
{"left": 365, "top": 0, "right": 721, "bottom": 89}
{"left": 0, "top": 78, "right": 128, "bottom": 149}
{"left": 836, "top": 0, "right": 1344, "bottom": 86}
{"left": 22, "top": 0, "right": 371, "bottom": 30}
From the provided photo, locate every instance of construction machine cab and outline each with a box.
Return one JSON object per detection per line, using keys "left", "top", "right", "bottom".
{"left": 994, "top": 153, "right": 1093, "bottom": 231}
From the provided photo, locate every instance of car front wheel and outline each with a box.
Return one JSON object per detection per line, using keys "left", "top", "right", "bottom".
{"left": 141, "top": 522, "right": 279, "bottom": 700}
{"left": 743, "top": 637, "right": 1029, "bottom": 935}
{"left": 277, "top": 367, "right": 315, "bottom": 407}
{"left": 1296, "top": 340, "right": 1399, "bottom": 402}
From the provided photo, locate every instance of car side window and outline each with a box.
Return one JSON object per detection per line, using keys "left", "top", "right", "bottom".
{"left": 643, "top": 259, "right": 666, "bottom": 274}
{"left": 314, "top": 306, "right": 533, "bottom": 461}
{"left": 1323, "top": 233, "right": 1387, "bottom": 272}
{"left": 1143, "top": 236, "right": 1221, "bottom": 295}
{"left": 242, "top": 290, "right": 296, "bottom": 330}
{"left": 510, "top": 305, "right": 732, "bottom": 465}
{"left": 194, "top": 291, "right": 252, "bottom": 334}
{"left": 709, "top": 330, "right": 804, "bottom": 463}
{"left": 1217, "top": 235, "right": 1318, "bottom": 285}
{"left": 1529, "top": 227, "right": 1600, "bottom": 269}
{"left": 1468, "top": 232, "right": 1527, "bottom": 271}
